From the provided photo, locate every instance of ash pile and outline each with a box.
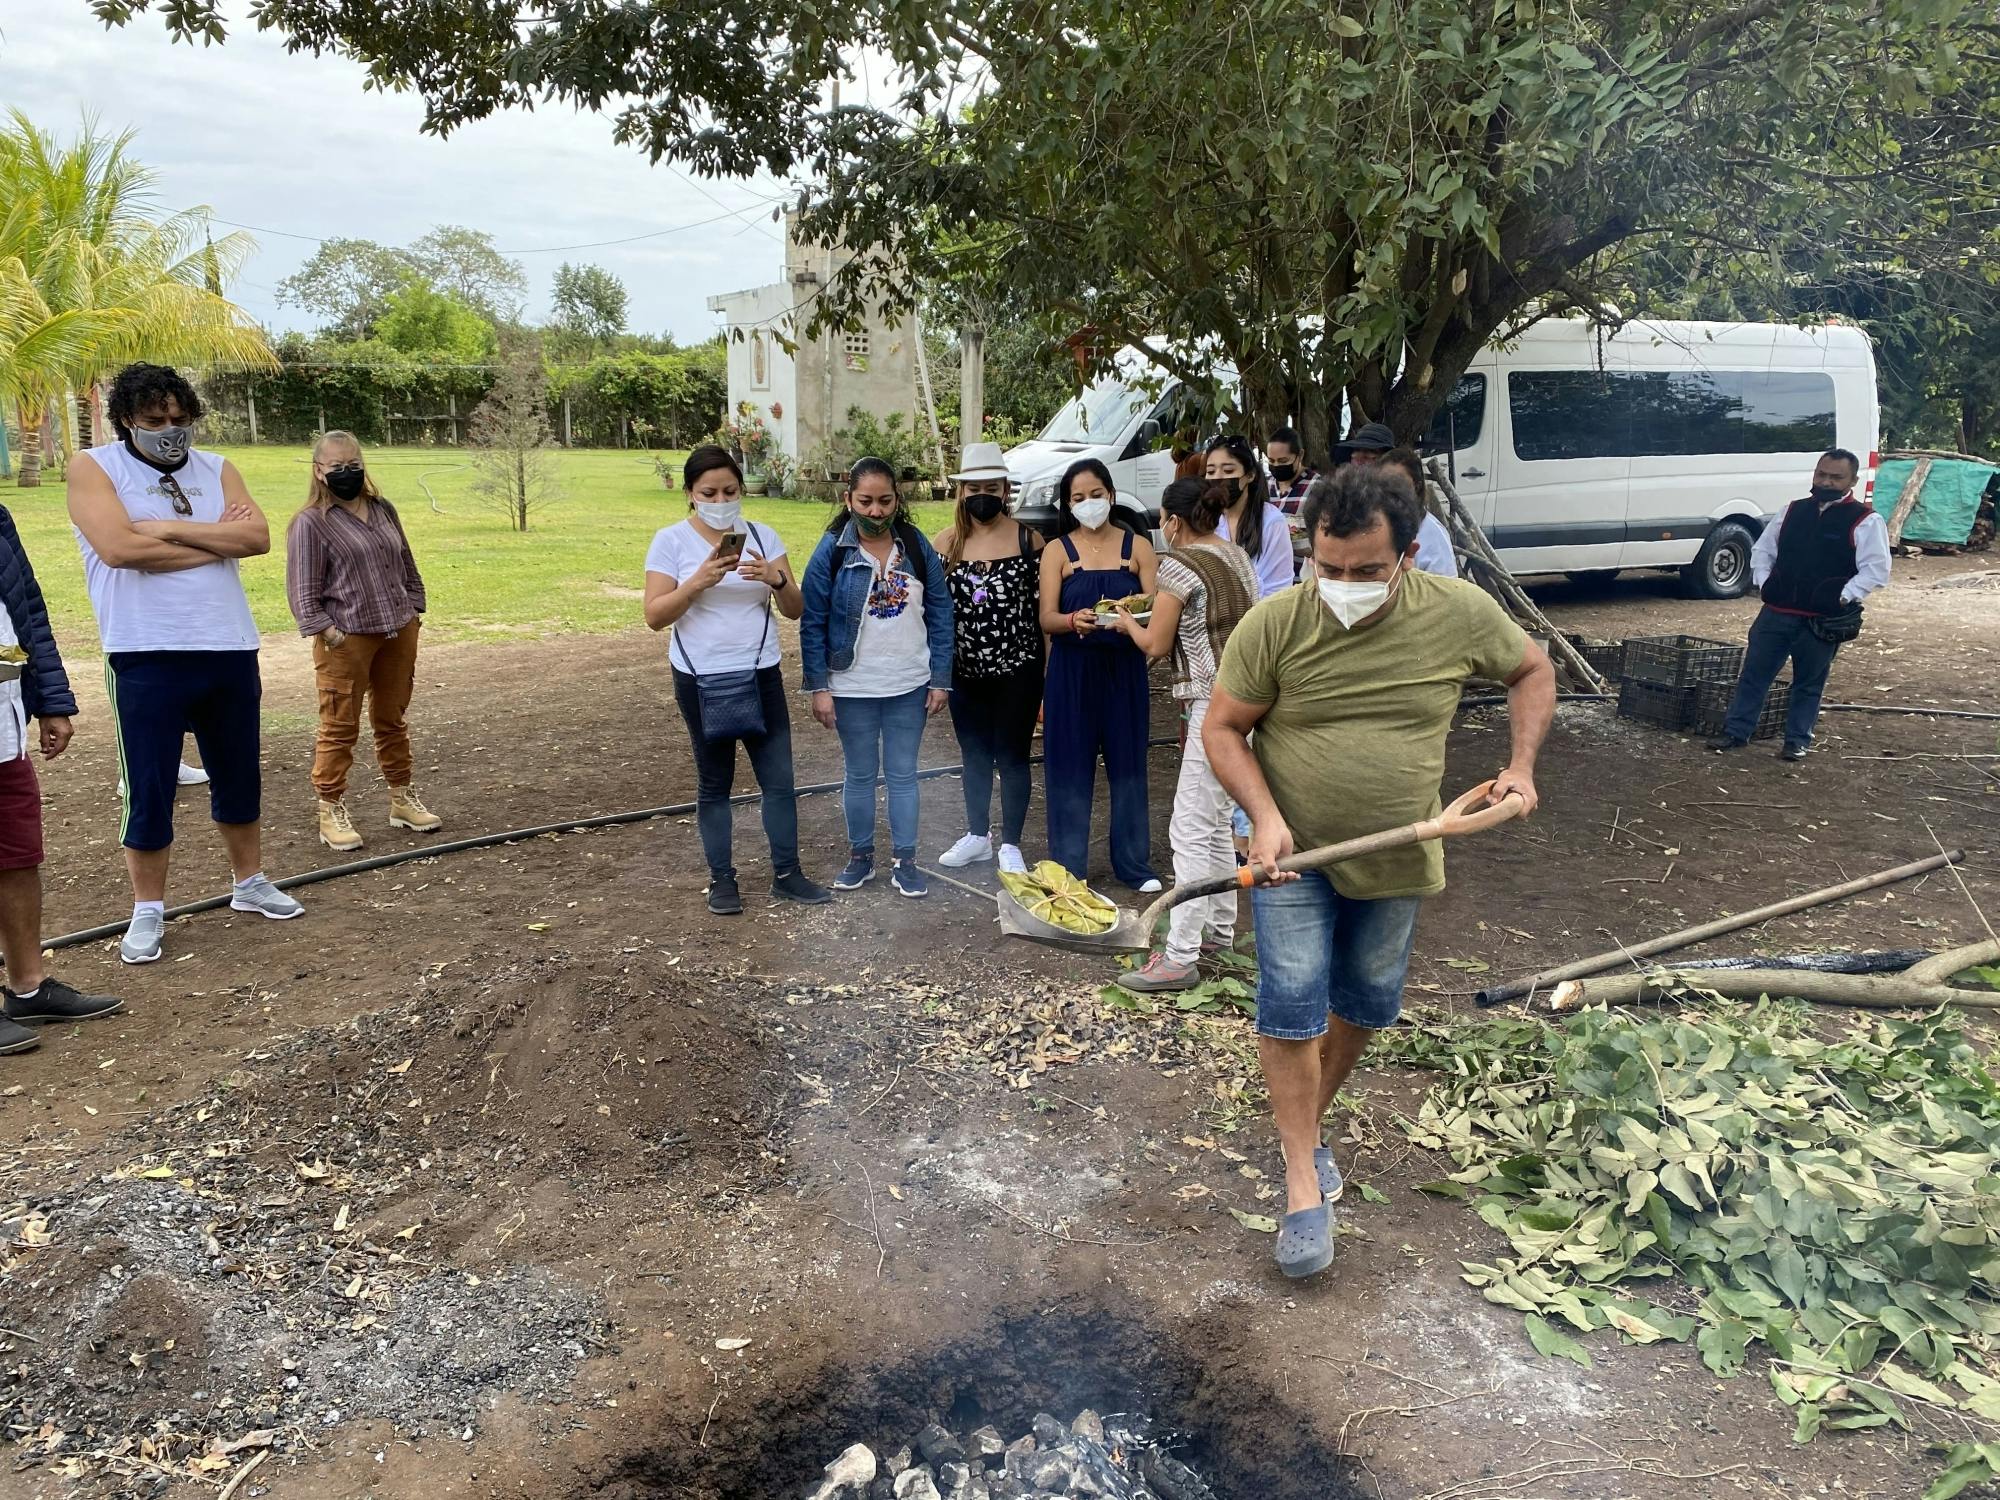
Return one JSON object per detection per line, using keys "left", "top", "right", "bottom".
{"left": 806, "top": 1409, "right": 1216, "bottom": 1500}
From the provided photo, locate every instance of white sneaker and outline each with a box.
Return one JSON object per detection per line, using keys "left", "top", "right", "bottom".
{"left": 177, "top": 761, "right": 209, "bottom": 786}
{"left": 1136, "top": 878, "right": 1165, "bottom": 894}
{"left": 997, "top": 844, "right": 1028, "bottom": 875}
{"left": 939, "top": 833, "right": 993, "bottom": 868}
{"left": 230, "top": 874, "right": 304, "bottom": 920}
{"left": 120, "top": 909, "right": 164, "bottom": 965}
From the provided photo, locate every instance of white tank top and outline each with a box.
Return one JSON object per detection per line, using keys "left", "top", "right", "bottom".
{"left": 76, "top": 443, "right": 260, "bottom": 654}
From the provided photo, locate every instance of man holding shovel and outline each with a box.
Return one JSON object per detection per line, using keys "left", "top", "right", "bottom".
{"left": 1204, "top": 465, "right": 1555, "bottom": 1278}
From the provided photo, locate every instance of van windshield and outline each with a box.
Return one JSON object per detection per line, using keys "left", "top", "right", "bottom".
{"left": 1038, "top": 377, "right": 1153, "bottom": 444}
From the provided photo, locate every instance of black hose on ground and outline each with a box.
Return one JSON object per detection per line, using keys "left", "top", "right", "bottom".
{"left": 1457, "top": 691, "right": 2000, "bottom": 722}
{"left": 39, "top": 738, "right": 1185, "bottom": 953}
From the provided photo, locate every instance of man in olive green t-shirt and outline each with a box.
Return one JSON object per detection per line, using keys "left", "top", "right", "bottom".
{"left": 1205, "top": 465, "right": 1555, "bottom": 1279}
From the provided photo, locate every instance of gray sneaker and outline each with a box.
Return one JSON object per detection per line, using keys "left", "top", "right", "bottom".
{"left": 1116, "top": 953, "right": 1199, "bottom": 994}
{"left": 121, "top": 909, "right": 164, "bottom": 965}
{"left": 230, "top": 875, "right": 304, "bottom": 921}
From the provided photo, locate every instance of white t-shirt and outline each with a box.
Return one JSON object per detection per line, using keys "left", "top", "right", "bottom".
{"left": 828, "top": 545, "right": 932, "bottom": 699}
{"left": 0, "top": 597, "right": 26, "bottom": 763}
{"left": 75, "top": 443, "right": 260, "bottom": 654}
{"left": 1415, "top": 513, "right": 1459, "bottom": 578}
{"left": 645, "top": 519, "right": 787, "bottom": 674}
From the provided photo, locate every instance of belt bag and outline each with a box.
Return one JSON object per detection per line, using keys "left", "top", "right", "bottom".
{"left": 674, "top": 607, "right": 772, "bottom": 742}
{"left": 1808, "top": 604, "right": 1863, "bottom": 645}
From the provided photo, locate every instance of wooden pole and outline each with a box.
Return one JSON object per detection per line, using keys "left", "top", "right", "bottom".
{"left": 959, "top": 326, "right": 985, "bottom": 448}
{"left": 1550, "top": 967, "right": 1998, "bottom": 1013}
{"left": 1884, "top": 454, "right": 1933, "bottom": 547}
{"left": 246, "top": 390, "right": 259, "bottom": 445}
{"left": 1474, "top": 848, "right": 1966, "bottom": 1006}
{"left": 1427, "top": 459, "right": 1610, "bottom": 694}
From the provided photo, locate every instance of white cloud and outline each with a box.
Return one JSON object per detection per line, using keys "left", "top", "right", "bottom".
{"left": 0, "top": 6, "right": 794, "bottom": 339}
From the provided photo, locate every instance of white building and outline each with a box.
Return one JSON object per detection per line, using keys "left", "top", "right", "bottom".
{"left": 707, "top": 216, "right": 923, "bottom": 469}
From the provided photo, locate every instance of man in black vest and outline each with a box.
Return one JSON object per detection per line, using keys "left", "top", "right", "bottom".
{"left": 1708, "top": 448, "right": 1889, "bottom": 761}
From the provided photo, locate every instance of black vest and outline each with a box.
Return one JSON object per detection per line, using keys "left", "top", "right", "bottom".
{"left": 1762, "top": 497, "right": 1868, "bottom": 616}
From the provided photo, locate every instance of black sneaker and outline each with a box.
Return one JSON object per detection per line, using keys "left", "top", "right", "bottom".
{"left": 1707, "top": 734, "right": 1748, "bottom": 753}
{"left": 3, "top": 977, "right": 123, "bottom": 1024}
{"left": 706, "top": 873, "right": 743, "bottom": 916}
{"left": 0, "top": 1016, "right": 39, "bottom": 1056}
{"left": 770, "top": 868, "right": 832, "bottom": 905}
{"left": 1779, "top": 742, "right": 1809, "bottom": 762}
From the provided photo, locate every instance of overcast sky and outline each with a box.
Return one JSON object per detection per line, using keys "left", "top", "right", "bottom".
{"left": 0, "top": 6, "right": 799, "bottom": 341}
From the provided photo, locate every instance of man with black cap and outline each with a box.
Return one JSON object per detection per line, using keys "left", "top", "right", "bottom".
{"left": 1707, "top": 448, "right": 1887, "bottom": 762}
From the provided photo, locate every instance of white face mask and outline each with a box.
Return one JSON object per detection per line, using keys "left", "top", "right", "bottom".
{"left": 1317, "top": 571, "right": 1399, "bottom": 629}
{"left": 695, "top": 499, "right": 742, "bottom": 530}
{"left": 1071, "top": 498, "right": 1112, "bottom": 530}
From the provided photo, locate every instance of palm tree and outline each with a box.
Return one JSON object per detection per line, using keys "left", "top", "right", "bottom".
{"left": 0, "top": 111, "right": 275, "bottom": 486}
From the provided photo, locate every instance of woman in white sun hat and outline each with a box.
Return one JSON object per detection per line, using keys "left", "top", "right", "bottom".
{"left": 931, "top": 442, "right": 1044, "bottom": 875}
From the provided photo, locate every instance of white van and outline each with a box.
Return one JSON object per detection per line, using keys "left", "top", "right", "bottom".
{"left": 1005, "top": 318, "right": 1879, "bottom": 599}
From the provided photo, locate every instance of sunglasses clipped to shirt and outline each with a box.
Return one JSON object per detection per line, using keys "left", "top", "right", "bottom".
{"left": 156, "top": 471, "right": 193, "bottom": 516}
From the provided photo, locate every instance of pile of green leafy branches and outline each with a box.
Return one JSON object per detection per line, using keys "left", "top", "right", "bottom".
{"left": 1378, "top": 998, "right": 2000, "bottom": 1499}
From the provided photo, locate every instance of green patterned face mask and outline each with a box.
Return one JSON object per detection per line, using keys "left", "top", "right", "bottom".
{"left": 855, "top": 512, "right": 895, "bottom": 538}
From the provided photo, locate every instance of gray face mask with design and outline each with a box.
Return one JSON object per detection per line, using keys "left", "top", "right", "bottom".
{"left": 127, "top": 424, "right": 192, "bottom": 467}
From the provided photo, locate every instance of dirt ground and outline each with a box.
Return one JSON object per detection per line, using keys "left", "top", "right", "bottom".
{"left": 3, "top": 552, "right": 1997, "bottom": 1500}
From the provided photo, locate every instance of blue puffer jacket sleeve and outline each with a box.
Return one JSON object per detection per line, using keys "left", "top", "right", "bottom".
{"left": 916, "top": 531, "right": 955, "bottom": 691}
{"left": 797, "top": 532, "right": 839, "bottom": 693}
{"left": 0, "top": 504, "right": 78, "bottom": 721}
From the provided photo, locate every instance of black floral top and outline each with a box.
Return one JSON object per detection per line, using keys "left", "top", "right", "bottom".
{"left": 947, "top": 548, "right": 1043, "bottom": 680}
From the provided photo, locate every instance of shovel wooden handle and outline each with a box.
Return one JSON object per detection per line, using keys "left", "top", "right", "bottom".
{"left": 1135, "top": 780, "right": 1526, "bottom": 931}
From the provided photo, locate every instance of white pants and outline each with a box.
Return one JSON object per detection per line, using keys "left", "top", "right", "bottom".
{"left": 1166, "top": 697, "right": 1238, "bottom": 965}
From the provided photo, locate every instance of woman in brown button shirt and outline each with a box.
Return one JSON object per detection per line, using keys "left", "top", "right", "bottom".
{"left": 285, "top": 432, "right": 441, "bottom": 851}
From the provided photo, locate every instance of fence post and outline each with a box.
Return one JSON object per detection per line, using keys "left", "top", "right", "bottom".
{"left": 562, "top": 394, "right": 572, "bottom": 448}
{"left": 317, "top": 405, "right": 327, "bottom": 438}
{"left": 247, "top": 390, "right": 259, "bottom": 445}
{"left": 449, "top": 394, "right": 459, "bottom": 446}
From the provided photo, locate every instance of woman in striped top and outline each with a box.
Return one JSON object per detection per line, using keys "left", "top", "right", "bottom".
{"left": 285, "top": 432, "right": 442, "bottom": 851}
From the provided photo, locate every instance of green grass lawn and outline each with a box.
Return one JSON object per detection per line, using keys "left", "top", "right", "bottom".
{"left": 1, "top": 446, "right": 954, "bottom": 651}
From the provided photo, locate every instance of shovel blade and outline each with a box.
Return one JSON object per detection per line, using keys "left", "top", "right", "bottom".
{"left": 994, "top": 891, "right": 1150, "bottom": 952}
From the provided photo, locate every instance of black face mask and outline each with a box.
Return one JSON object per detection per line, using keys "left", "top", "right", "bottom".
{"left": 1213, "top": 477, "right": 1243, "bottom": 503}
{"left": 1809, "top": 485, "right": 1849, "bottom": 504}
{"left": 1270, "top": 462, "right": 1298, "bottom": 483}
{"left": 965, "top": 492, "right": 1007, "bottom": 524}
{"left": 325, "top": 465, "right": 367, "bottom": 501}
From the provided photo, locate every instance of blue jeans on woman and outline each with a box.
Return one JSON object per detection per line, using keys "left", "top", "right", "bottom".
{"left": 834, "top": 685, "right": 929, "bottom": 858}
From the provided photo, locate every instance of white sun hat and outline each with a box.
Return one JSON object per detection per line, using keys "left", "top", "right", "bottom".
{"left": 949, "top": 441, "right": 1012, "bottom": 483}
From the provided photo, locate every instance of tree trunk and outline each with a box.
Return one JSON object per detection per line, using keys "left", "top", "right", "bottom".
{"left": 74, "top": 387, "right": 95, "bottom": 449}
{"left": 15, "top": 405, "right": 42, "bottom": 488}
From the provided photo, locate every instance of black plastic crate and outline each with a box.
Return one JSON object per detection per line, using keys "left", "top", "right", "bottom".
{"left": 1581, "top": 640, "right": 1626, "bottom": 679}
{"left": 1617, "top": 675, "right": 1703, "bottom": 732}
{"left": 1695, "top": 677, "right": 1791, "bottom": 741}
{"left": 1621, "top": 634, "right": 1744, "bottom": 689}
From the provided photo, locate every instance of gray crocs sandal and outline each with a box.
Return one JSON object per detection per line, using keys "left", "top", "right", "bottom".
{"left": 1315, "top": 1147, "right": 1345, "bottom": 1202}
{"left": 1275, "top": 1201, "right": 1335, "bottom": 1279}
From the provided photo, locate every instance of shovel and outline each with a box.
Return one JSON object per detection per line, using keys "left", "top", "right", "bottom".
{"left": 998, "top": 780, "right": 1527, "bottom": 954}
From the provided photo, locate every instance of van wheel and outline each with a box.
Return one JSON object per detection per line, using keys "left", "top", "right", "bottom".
{"left": 1683, "top": 521, "right": 1756, "bottom": 600}
{"left": 1564, "top": 569, "right": 1621, "bottom": 586}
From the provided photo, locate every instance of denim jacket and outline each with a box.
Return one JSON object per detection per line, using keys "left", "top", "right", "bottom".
{"left": 798, "top": 519, "right": 955, "bottom": 693}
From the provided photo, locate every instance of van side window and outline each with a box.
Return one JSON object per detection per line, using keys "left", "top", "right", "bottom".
{"left": 1510, "top": 369, "right": 1838, "bottom": 461}
{"left": 1422, "top": 374, "right": 1488, "bottom": 451}
{"left": 1508, "top": 371, "right": 1623, "bottom": 460}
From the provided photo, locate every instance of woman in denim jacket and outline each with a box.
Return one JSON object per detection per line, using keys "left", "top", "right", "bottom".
{"left": 799, "top": 458, "right": 954, "bottom": 898}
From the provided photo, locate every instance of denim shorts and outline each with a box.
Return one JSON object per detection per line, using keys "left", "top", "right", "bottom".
{"left": 1250, "top": 873, "right": 1422, "bottom": 1038}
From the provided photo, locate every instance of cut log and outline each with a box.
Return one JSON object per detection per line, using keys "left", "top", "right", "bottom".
{"left": 1474, "top": 849, "right": 1967, "bottom": 1006}
{"left": 1885, "top": 455, "right": 1934, "bottom": 548}
{"left": 1548, "top": 967, "right": 1998, "bottom": 1012}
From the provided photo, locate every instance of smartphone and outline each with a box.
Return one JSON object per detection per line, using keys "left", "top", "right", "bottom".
{"left": 715, "top": 531, "right": 747, "bottom": 562}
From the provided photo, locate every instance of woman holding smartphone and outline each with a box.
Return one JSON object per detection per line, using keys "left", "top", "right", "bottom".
{"left": 644, "top": 445, "right": 831, "bottom": 915}
{"left": 1037, "top": 458, "right": 1161, "bottom": 892}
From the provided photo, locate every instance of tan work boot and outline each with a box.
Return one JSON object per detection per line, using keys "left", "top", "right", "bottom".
{"left": 318, "top": 798, "right": 364, "bottom": 852}
{"left": 388, "top": 786, "right": 443, "bottom": 833}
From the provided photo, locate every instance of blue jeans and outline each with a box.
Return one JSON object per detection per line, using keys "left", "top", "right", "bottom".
{"left": 834, "top": 686, "right": 929, "bottom": 857}
{"left": 1250, "top": 873, "right": 1422, "bottom": 1039}
{"left": 1723, "top": 607, "right": 1841, "bottom": 747}
{"left": 672, "top": 665, "right": 801, "bottom": 879}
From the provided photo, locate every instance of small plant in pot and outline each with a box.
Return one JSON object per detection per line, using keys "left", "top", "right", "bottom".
{"left": 714, "top": 401, "right": 776, "bottom": 493}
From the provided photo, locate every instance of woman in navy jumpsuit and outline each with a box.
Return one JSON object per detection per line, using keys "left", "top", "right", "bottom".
{"left": 1037, "top": 459, "right": 1162, "bottom": 891}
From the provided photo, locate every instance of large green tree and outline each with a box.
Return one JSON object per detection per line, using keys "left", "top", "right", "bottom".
{"left": 98, "top": 0, "right": 2000, "bottom": 460}
{"left": 276, "top": 224, "right": 526, "bottom": 337}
